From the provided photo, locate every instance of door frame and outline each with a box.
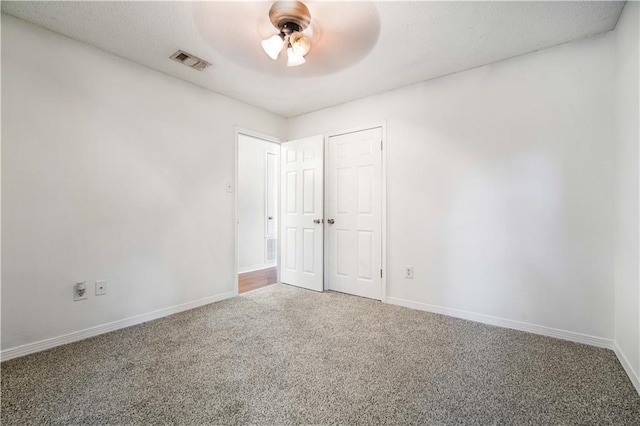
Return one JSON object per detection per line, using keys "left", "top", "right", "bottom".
{"left": 323, "top": 122, "right": 388, "bottom": 302}
{"left": 234, "top": 127, "right": 282, "bottom": 297}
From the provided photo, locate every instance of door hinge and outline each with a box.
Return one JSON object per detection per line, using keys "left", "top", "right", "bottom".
{"left": 380, "top": 140, "right": 383, "bottom": 150}
{"left": 380, "top": 269, "right": 383, "bottom": 278}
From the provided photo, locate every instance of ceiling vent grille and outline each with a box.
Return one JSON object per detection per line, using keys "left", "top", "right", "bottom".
{"left": 170, "top": 50, "right": 211, "bottom": 71}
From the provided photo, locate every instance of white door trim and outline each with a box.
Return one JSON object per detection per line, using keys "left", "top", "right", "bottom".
{"left": 234, "top": 127, "right": 281, "bottom": 297}
{"left": 323, "top": 122, "right": 387, "bottom": 302}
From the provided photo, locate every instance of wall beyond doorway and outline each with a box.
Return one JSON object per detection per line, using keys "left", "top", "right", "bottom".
{"left": 238, "top": 134, "right": 280, "bottom": 273}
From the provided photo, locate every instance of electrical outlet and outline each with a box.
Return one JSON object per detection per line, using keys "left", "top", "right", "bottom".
{"left": 74, "top": 282, "right": 87, "bottom": 301}
{"left": 95, "top": 280, "right": 107, "bottom": 296}
{"left": 405, "top": 266, "right": 414, "bottom": 279}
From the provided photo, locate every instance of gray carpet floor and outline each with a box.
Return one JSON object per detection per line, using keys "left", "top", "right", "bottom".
{"left": 2, "top": 284, "right": 640, "bottom": 425}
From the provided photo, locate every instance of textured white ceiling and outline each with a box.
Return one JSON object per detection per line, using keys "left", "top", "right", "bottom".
{"left": 1, "top": 1, "right": 625, "bottom": 117}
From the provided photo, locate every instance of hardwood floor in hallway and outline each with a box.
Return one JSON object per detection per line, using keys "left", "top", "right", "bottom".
{"left": 238, "top": 267, "right": 277, "bottom": 294}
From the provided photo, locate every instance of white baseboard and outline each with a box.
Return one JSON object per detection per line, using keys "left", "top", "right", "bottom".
{"left": 386, "top": 297, "right": 613, "bottom": 349}
{"left": 614, "top": 342, "right": 640, "bottom": 396}
{"left": 0, "top": 291, "right": 236, "bottom": 362}
{"left": 238, "top": 263, "right": 276, "bottom": 274}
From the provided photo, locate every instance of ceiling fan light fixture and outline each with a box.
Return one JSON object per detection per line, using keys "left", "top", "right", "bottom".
{"left": 287, "top": 47, "right": 306, "bottom": 67}
{"left": 290, "top": 32, "right": 311, "bottom": 57}
{"left": 261, "top": 34, "right": 285, "bottom": 60}
{"left": 263, "top": 1, "right": 312, "bottom": 66}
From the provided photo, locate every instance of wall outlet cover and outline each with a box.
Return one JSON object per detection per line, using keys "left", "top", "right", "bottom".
{"left": 405, "top": 266, "right": 414, "bottom": 279}
{"left": 73, "top": 282, "right": 87, "bottom": 301}
{"left": 95, "top": 280, "right": 107, "bottom": 296}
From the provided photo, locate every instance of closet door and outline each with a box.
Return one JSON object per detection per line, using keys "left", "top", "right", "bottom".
{"left": 326, "top": 127, "right": 383, "bottom": 300}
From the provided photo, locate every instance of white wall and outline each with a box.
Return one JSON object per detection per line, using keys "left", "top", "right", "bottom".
{"left": 289, "top": 32, "right": 616, "bottom": 342}
{"left": 1, "top": 15, "right": 286, "bottom": 352}
{"left": 238, "top": 134, "right": 279, "bottom": 272}
{"left": 1, "top": 7, "right": 634, "bottom": 379}
{"left": 614, "top": 0, "right": 640, "bottom": 392}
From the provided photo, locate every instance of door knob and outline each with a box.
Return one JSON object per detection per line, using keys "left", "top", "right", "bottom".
{"left": 268, "top": 217, "right": 273, "bottom": 220}
{"left": 327, "top": 219, "right": 335, "bottom": 224}
{"left": 313, "top": 218, "right": 322, "bottom": 224}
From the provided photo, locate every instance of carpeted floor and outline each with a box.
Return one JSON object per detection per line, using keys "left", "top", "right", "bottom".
{"left": 2, "top": 284, "right": 640, "bottom": 425}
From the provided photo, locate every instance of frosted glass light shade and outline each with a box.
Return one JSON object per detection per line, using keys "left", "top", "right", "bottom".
{"left": 262, "top": 34, "right": 284, "bottom": 60}
{"left": 287, "top": 48, "right": 306, "bottom": 67}
{"left": 290, "top": 33, "right": 311, "bottom": 57}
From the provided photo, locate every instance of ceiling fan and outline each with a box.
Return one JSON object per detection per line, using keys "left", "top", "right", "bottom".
{"left": 192, "top": 1, "right": 379, "bottom": 76}
{"left": 261, "top": 1, "right": 312, "bottom": 67}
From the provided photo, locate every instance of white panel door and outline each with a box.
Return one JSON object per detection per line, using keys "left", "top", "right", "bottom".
{"left": 280, "top": 135, "right": 324, "bottom": 291}
{"left": 327, "top": 127, "right": 382, "bottom": 300}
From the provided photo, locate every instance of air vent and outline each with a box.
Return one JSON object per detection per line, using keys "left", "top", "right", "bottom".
{"left": 170, "top": 50, "right": 211, "bottom": 71}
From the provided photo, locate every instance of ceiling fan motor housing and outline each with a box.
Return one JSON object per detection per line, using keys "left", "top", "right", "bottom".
{"left": 269, "top": 1, "right": 311, "bottom": 33}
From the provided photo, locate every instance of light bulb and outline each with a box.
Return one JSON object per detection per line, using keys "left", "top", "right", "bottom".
{"left": 261, "top": 34, "right": 285, "bottom": 60}
{"left": 287, "top": 47, "right": 305, "bottom": 67}
{"left": 290, "top": 32, "right": 311, "bottom": 57}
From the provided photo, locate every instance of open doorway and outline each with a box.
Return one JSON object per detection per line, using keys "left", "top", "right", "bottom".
{"left": 237, "top": 132, "right": 280, "bottom": 293}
